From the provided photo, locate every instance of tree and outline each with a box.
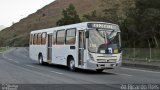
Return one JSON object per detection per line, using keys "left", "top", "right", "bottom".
{"left": 82, "top": 0, "right": 160, "bottom": 48}
{"left": 56, "top": 4, "right": 81, "bottom": 26}
{"left": 83, "top": 10, "right": 103, "bottom": 21}
{"left": 123, "top": 0, "right": 160, "bottom": 48}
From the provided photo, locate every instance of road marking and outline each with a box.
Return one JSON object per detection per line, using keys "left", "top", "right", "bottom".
{"left": 14, "top": 61, "right": 19, "bottom": 63}
{"left": 26, "top": 65, "right": 33, "bottom": 67}
{"left": 2, "top": 50, "right": 21, "bottom": 64}
{"left": 8, "top": 59, "right": 13, "bottom": 61}
{"left": 51, "top": 71, "right": 64, "bottom": 75}
{"left": 4, "top": 62, "right": 66, "bottom": 83}
{"left": 26, "top": 65, "right": 64, "bottom": 75}
{"left": 2, "top": 52, "right": 12, "bottom": 61}
{"left": 114, "top": 73, "right": 133, "bottom": 76}
{"left": 121, "top": 67, "right": 160, "bottom": 74}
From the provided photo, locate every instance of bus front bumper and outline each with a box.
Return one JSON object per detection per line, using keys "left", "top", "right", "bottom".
{"left": 85, "top": 60, "right": 122, "bottom": 70}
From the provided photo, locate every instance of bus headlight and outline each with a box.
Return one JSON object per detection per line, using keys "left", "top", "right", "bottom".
{"left": 89, "top": 53, "right": 95, "bottom": 61}
{"left": 118, "top": 55, "right": 122, "bottom": 62}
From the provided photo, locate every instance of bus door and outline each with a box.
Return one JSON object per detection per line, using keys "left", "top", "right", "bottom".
{"left": 47, "top": 34, "right": 52, "bottom": 63}
{"left": 78, "top": 31, "right": 85, "bottom": 66}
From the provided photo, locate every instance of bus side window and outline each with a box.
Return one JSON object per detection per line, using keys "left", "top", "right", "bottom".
{"left": 53, "top": 32, "right": 56, "bottom": 45}
{"left": 66, "top": 28, "right": 76, "bottom": 44}
{"left": 37, "top": 33, "right": 42, "bottom": 45}
{"left": 30, "top": 34, "right": 33, "bottom": 45}
{"left": 56, "top": 30, "right": 65, "bottom": 45}
{"left": 41, "top": 32, "right": 47, "bottom": 45}
{"left": 33, "top": 34, "right": 37, "bottom": 45}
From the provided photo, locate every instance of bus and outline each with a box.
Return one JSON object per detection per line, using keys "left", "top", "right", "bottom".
{"left": 29, "top": 22, "right": 122, "bottom": 72}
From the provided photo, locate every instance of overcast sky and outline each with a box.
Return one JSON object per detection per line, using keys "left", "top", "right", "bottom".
{"left": 0, "top": 0, "right": 55, "bottom": 27}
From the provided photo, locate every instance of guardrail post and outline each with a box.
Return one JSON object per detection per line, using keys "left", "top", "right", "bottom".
{"left": 148, "top": 48, "right": 151, "bottom": 62}
{"left": 133, "top": 48, "right": 135, "bottom": 61}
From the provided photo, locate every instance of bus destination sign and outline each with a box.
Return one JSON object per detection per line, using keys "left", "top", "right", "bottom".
{"left": 87, "top": 23, "right": 115, "bottom": 29}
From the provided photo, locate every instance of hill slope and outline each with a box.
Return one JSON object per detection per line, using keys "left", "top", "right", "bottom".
{"left": 0, "top": 25, "right": 6, "bottom": 31}
{"left": 0, "top": 0, "right": 134, "bottom": 46}
{"left": 0, "top": 0, "right": 101, "bottom": 46}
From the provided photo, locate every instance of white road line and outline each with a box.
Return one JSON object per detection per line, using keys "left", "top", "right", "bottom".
{"left": 14, "top": 61, "right": 19, "bottom": 63}
{"left": 121, "top": 67, "right": 160, "bottom": 74}
{"left": 26, "top": 65, "right": 64, "bottom": 75}
{"left": 26, "top": 65, "right": 35, "bottom": 68}
{"left": 2, "top": 53, "right": 12, "bottom": 61}
{"left": 114, "top": 73, "right": 133, "bottom": 76}
{"left": 2, "top": 50, "right": 21, "bottom": 64}
{"left": 8, "top": 59, "right": 13, "bottom": 61}
{"left": 50, "top": 71, "right": 64, "bottom": 75}
{"left": 2, "top": 52, "right": 20, "bottom": 64}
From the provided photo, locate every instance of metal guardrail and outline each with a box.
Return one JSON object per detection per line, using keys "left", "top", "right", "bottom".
{"left": 123, "top": 48, "right": 160, "bottom": 62}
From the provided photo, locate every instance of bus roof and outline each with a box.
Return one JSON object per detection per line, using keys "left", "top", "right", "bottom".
{"left": 30, "top": 22, "right": 120, "bottom": 34}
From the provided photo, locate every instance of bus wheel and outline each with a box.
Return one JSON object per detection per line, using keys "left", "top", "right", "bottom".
{"left": 38, "top": 55, "right": 44, "bottom": 65}
{"left": 69, "top": 58, "right": 76, "bottom": 71}
{"left": 96, "top": 69, "right": 104, "bottom": 73}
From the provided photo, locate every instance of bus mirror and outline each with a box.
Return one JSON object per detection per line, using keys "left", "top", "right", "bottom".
{"left": 86, "top": 31, "right": 89, "bottom": 38}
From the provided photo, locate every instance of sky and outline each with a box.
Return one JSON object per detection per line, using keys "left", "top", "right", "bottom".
{"left": 0, "top": 0, "right": 55, "bottom": 27}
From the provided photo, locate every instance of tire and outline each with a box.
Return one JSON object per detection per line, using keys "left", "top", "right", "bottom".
{"left": 68, "top": 58, "right": 76, "bottom": 71}
{"left": 38, "top": 55, "right": 44, "bottom": 65}
{"left": 96, "top": 69, "right": 104, "bottom": 73}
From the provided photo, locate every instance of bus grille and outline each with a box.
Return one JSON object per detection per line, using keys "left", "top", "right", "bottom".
{"left": 97, "top": 59, "right": 116, "bottom": 63}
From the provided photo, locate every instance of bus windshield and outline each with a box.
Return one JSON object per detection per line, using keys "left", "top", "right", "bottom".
{"left": 88, "top": 29, "right": 121, "bottom": 54}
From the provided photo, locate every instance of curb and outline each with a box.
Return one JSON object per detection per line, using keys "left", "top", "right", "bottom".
{"left": 122, "top": 62, "right": 160, "bottom": 71}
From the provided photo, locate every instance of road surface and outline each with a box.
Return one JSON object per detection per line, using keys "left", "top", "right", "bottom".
{"left": 0, "top": 48, "right": 160, "bottom": 90}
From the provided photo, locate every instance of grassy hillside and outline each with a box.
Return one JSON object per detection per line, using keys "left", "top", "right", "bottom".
{"left": 0, "top": 0, "right": 101, "bottom": 46}
{"left": 0, "top": 25, "right": 6, "bottom": 31}
{"left": 0, "top": 0, "right": 135, "bottom": 47}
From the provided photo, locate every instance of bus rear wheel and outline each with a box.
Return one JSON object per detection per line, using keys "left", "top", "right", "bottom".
{"left": 69, "top": 58, "right": 76, "bottom": 71}
{"left": 38, "top": 55, "right": 44, "bottom": 65}
{"left": 96, "top": 69, "right": 104, "bottom": 72}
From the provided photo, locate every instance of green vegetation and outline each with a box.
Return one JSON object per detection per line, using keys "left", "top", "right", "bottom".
{"left": 121, "top": 0, "right": 160, "bottom": 48}
{"left": 83, "top": 0, "right": 160, "bottom": 48}
{"left": 56, "top": 4, "right": 81, "bottom": 26}
{"left": 0, "top": 47, "right": 8, "bottom": 52}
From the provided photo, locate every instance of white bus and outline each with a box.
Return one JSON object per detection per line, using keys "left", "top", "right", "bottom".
{"left": 29, "top": 22, "right": 122, "bottom": 72}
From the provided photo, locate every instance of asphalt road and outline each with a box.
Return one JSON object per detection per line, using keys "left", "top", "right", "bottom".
{"left": 0, "top": 48, "right": 160, "bottom": 90}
